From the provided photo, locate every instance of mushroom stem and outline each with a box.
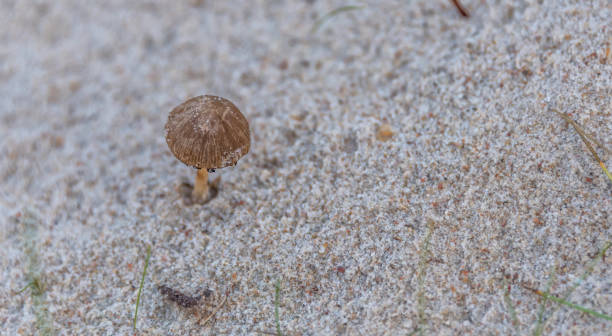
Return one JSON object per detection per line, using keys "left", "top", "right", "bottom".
{"left": 192, "top": 169, "right": 209, "bottom": 202}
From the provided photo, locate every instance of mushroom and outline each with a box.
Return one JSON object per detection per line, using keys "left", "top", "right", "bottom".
{"left": 165, "top": 95, "right": 250, "bottom": 203}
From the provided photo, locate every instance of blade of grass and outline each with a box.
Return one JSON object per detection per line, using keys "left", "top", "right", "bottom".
{"left": 552, "top": 109, "right": 612, "bottom": 183}
{"left": 133, "top": 245, "right": 151, "bottom": 331}
{"left": 599, "top": 161, "right": 612, "bottom": 182}
{"left": 415, "top": 219, "right": 435, "bottom": 335}
{"left": 527, "top": 288, "right": 612, "bottom": 321}
{"left": 18, "top": 277, "right": 44, "bottom": 296}
{"left": 310, "top": 5, "right": 365, "bottom": 33}
{"left": 20, "top": 210, "right": 54, "bottom": 335}
{"left": 18, "top": 282, "right": 34, "bottom": 294}
{"left": 561, "top": 242, "right": 611, "bottom": 301}
{"left": 541, "top": 241, "right": 611, "bottom": 329}
{"left": 275, "top": 280, "right": 282, "bottom": 336}
{"left": 552, "top": 110, "right": 611, "bottom": 156}
{"left": 533, "top": 267, "right": 556, "bottom": 336}
{"left": 502, "top": 277, "right": 520, "bottom": 333}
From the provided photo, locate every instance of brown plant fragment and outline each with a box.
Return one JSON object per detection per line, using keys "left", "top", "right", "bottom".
{"left": 451, "top": 0, "right": 470, "bottom": 17}
{"left": 158, "top": 285, "right": 211, "bottom": 308}
{"left": 376, "top": 124, "right": 394, "bottom": 141}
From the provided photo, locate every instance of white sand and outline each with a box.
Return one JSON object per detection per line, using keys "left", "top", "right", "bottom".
{"left": 1, "top": 1, "right": 611, "bottom": 335}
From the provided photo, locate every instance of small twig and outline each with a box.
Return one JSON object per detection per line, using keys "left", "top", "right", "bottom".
{"left": 450, "top": 0, "right": 470, "bottom": 17}
{"left": 200, "top": 289, "right": 229, "bottom": 326}
{"left": 133, "top": 245, "right": 151, "bottom": 331}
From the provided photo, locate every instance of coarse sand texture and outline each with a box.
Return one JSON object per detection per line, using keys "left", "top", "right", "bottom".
{"left": 1, "top": 1, "right": 610, "bottom": 335}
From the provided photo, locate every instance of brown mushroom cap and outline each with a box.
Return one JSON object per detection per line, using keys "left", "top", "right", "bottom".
{"left": 165, "top": 95, "right": 250, "bottom": 170}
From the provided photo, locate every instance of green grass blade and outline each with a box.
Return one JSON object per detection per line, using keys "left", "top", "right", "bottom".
{"left": 540, "top": 241, "right": 611, "bottom": 329}
{"left": 563, "top": 242, "right": 611, "bottom": 301}
{"left": 534, "top": 291, "right": 612, "bottom": 321}
{"left": 311, "top": 5, "right": 364, "bottom": 33}
{"left": 502, "top": 277, "right": 520, "bottom": 333}
{"left": 275, "top": 280, "right": 282, "bottom": 336}
{"left": 20, "top": 210, "right": 54, "bottom": 335}
{"left": 599, "top": 162, "right": 612, "bottom": 183}
{"left": 18, "top": 282, "right": 33, "bottom": 294}
{"left": 533, "top": 268, "right": 556, "bottom": 336}
{"left": 133, "top": 245, "right": 151, "bottom": 331}
{"left": 415, "top": 219, "right": 435, "bottom": 335}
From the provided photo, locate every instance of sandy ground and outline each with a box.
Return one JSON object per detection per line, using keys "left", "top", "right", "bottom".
{"left": 1, "top": 0, "right": 611, "bottom": 335}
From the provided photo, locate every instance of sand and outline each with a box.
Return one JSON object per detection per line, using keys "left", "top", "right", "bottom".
{"left": 1, "top": 0, "right": 610, "bottom": 335}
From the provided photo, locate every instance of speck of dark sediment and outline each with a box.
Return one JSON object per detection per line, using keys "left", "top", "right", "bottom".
{"left": 158, "top": 285, "right": 211, "bottom": 308}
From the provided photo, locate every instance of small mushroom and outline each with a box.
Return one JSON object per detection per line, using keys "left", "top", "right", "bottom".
{"left": 165, "top": 95, "right": 250, "bottom": 203}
